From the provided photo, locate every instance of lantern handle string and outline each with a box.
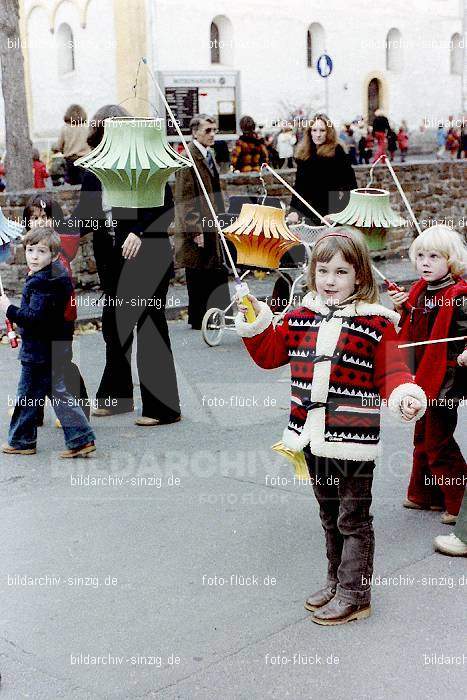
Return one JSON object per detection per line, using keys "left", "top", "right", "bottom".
{"left": 260, "top": 164, "right": 337, "bottom": 228}
{"left": 118, "top": 58, "right": 161, "bottom": 117}
{"left": 140, "top": 58, "right": 240, "bottom": 281}
{"left": 368, "top": 154, "right": 422, "bottom": 236}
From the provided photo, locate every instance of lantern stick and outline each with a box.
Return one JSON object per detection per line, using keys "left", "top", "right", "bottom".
{"left": 369, "top": 155, "right": 422, "bottom": 235}
{"left": 398, "top": 335, "right": 467, "bottom": 349}
{"left": 261, "top": 163, "right": 333, "bottom": 227}
{"left": 0, "top": 273, "right": 3, "bottom": 296}
{"left": 142, "top": 59, "right": 256, "bottom": 322}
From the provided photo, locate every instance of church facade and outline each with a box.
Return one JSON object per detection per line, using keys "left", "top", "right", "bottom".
{"left": 0, "top": 0, "right": 465, "bottom": 148}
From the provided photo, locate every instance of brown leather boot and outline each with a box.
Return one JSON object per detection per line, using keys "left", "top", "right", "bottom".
{"left": 311, "top": 597, "right": 371, "bottom": 626}
{"left": 304, "top": 585, "right": 336, "bottom": 612}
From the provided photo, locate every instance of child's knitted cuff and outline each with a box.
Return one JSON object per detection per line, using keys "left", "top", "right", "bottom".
{"left": 235, "top": 301, "right": 273, "bottom": 338}
{"left": 387, "top": 382, "right": 427, "bottom": 422}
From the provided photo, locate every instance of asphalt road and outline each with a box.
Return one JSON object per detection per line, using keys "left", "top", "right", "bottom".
{"left": 0, "top": 319, "right": 465, "bottom": 699}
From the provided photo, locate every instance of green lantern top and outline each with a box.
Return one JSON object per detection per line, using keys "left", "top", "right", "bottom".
{"left": 75, "top": 117, "right": 191, "bottom": 208}
{"left": 329, "top": 188, "right": 406, "bottom": 228}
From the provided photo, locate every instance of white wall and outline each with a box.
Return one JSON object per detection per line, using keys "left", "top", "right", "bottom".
{"left": 150, "top": 0, "right": 464, "bottom": 129}
{"left": 24, "top": 0, "right": 117, "bottom": 147}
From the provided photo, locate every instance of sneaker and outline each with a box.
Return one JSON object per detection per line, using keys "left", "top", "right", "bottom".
{"left": 433, "top": 532, "right": 467, "bottom": 556}
{"left": 1, "top": 443, "right": 36, "bottom": 455}
{"left": 59, "top": 442, "right": 96, "bottom": 459}
{"left": 440, "top": 512, "right": 457, "bottom": 525}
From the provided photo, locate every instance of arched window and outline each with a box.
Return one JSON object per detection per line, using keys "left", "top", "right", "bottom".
{"left": 210, "top": 16, "right": 234, "bottom": 65}
{"left": 450, "top": 33, "right": 462, "bottom": 75}
{"left": 56, "top": 23, "right": 75, "bottom": 74}
{"left": 368, "top": 78, "right": 381, "bottom": 125}
{"left": 386, "top": 28, "right": 403, "bottom": 71}
{"left": 210, "top": 22, "right": 220, "bottom": 64}
{"left": 306, "top": 23, "right": 325, "bottom": 70}
{"left": 307, "top": 30, "right": 312, "bottom": 67}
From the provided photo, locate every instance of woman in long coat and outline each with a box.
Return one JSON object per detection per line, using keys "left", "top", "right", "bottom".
{"left": 73, "top": 105, "right": 181, "bottom": 426}
{"left": 288, "top": 114, "right": 357, "bottom": 226}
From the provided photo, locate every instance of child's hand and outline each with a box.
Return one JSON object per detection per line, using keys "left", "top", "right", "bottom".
{"left": 286, "top": 212, "right": 299, "bottom": 224}
{"left": 400, "top": 396, "right": 422, "bottom": 421}
{"left": 0, "top": 294, "right": 10, "bottom": 313}
{"left": 457, "top": 349, "right": 467, "bottom": 367}
{"left": 387, "top": 286, "right": 409, "bottom": 308}
{"left": 237, "top": 294, "right": 262, "bottom": 316}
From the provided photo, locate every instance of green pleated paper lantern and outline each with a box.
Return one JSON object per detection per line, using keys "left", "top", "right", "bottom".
{"left": 75, "top": 117, "right": 191, "bottom": 208}
{"left": 329, "top": 188, "right": 406, "bottom": 251}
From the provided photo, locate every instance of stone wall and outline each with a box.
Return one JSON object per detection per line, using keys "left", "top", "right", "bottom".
{"left": 0, "top": 160, "right": 465, "bottom": 293}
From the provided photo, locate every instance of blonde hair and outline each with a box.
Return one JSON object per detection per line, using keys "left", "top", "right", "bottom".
{"left": 409, "top": 225, "right": 467, "bottom": 277}
{"left": 295, "top": 113, "right": 338, "bottom": 159}
{"left": 308, "top": 226, "right": 379, "bottom": 304}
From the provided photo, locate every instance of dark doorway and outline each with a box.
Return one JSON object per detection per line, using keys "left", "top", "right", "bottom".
{"left": 368, "top": 78, "right": 380, "bottom": 125}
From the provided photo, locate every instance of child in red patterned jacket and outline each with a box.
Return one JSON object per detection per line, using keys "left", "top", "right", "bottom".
{"left": 388, "top": 224, "right": 467, "bottom": 525}
{"left": 236, "top": 228, "right": 427, "bottom": 625}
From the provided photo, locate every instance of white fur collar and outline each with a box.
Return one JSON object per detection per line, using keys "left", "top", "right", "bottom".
{"left": 299, "top": 292, "right": 400, "bottom": 325}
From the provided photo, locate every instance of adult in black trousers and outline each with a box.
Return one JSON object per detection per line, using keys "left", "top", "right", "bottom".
{"left": 73, "top": 105, "right": 180, "bottom": 426}
{"left": 287, "top": 113, "right": 357, "bottom": 226}
{"left": 174, "top": 114, "right": 231, "bottom": 330}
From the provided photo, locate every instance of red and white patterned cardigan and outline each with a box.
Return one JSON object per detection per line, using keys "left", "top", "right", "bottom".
{"left": 235, "top": 293, "right": 427, "bottom": 461}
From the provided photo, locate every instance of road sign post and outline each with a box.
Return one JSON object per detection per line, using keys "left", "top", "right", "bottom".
{"left": 317, "top": 53, "right": 333, "bottom": 116}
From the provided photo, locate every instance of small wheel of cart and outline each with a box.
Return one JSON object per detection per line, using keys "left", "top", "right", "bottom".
{"left": 202, "top": 307, "right": 225, "bottom": 346}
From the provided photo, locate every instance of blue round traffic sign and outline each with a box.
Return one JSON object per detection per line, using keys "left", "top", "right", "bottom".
{"left": 317, "top": 54, "right": 333, "bottom": 77}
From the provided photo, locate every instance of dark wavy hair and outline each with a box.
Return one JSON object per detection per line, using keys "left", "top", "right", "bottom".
{"left": 22, "top": 193, "right": 65, "bottom": 232}
{"left": 87, "top": 104, "right": 132, "bottom": 149}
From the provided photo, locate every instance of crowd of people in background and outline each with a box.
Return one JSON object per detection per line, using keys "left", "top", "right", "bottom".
{"left": 0, "top": 108, "right": 466, "bottom": 193}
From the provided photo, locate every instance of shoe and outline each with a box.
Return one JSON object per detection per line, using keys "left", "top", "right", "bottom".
{"left": 1, "top": 443, "right": 36, "bottom": 455}
{"left": 440, "top": 512, "right": 457, "bottom": 525}
{"left": 434, "top": 532, "right": 467, "bottom": 556}
{"left": 135, "top": 416, "right": 181, "bottom": 427}
{"left": 403, "top": 499, "right": 443, "bottom": 511}
{"left": 92, "top": 405, "right": 134, "bottom": 417}
{"left": 59, "top": 442, "right": 96, "bottom": 459}
{"left": 304, "top": 585, "right": 336, "bottom": 612}
{"left": 311, "top": 598, "right": 371, "bottom": 626}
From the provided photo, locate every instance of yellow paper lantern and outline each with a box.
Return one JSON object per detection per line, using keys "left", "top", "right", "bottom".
{"left": 222, "top": 204, "right": 301, "bottom": 269}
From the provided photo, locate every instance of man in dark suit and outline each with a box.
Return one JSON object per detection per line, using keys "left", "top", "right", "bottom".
{"left": 174, "top": 114, "right": 231, "bottom": 329}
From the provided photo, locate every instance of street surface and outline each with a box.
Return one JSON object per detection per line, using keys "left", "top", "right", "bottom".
{"left": 0, "top": 317, "right": 465, "bottom": 699}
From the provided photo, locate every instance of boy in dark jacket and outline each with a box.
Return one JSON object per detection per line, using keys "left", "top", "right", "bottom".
{"left": 0, "top": 228, "right": 95, "bottom": 458}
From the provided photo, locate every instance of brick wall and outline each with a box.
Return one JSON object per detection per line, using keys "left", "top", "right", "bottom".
{"left": 0, "top": 160, "right": 465, "bottom": 293}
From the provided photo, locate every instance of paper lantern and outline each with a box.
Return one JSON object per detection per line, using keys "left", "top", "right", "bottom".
{"left": 329, "top": 188, "right": 406, "bottom": 251}
{"left": 75, "top": 117, "right": 191, "bottom": 208}
{"left": 222, "top": 204, "right": 301, "bottom": 269}
{"left": 0, "top": 207, "right": 23, "bottom": 263}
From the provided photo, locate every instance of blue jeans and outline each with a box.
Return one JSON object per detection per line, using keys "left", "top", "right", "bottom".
{"left": 8, "top": 362, "right": 95, "bottom": 450}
